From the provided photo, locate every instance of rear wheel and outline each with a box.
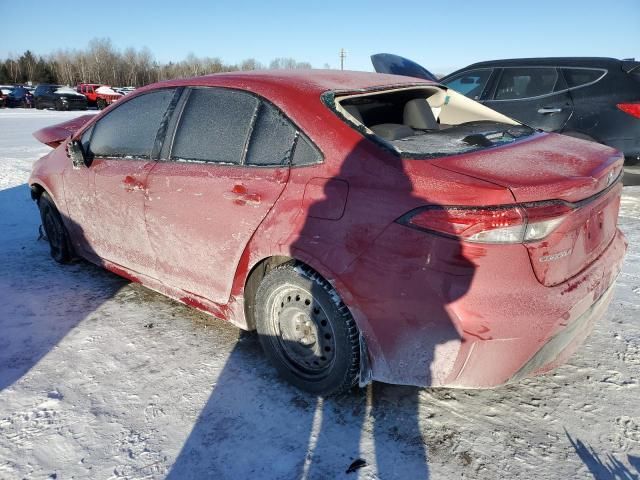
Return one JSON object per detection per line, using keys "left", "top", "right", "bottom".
{"left": 37, "top": 192, "right": 73, "bottom": 263}
{"left": 255, "top": 262, "right": 360, "bottom": 396}
{"left": 35, "top": 100, "right": 43, "bottom": 110}
{"left": 96, "top": 98, "right": 107, "bottom": 110}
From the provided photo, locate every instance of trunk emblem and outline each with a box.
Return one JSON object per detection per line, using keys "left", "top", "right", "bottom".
{"left": 539, "top": 249, "right": 572, "bottom": 262}
{"left": 606, "top": 170, "right": 615, "bottom": 186}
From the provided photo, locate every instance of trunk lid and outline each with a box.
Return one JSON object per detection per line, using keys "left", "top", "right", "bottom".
{"left": 32, "top": 114, "right": 95, "bottom": 148}
{"left": 431, "top": 132, "right": 624, "bottom": 286}
{"left": 370, "top": 53, "right": 439, "bottom": 82}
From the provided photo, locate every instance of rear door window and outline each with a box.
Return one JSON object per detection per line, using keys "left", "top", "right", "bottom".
{"left": 171, "top": 88, "right": 258, "bottom": 164}
{"left": 443, "top": 69, "right": 492, "bottom": 99}
{"left": 89, "top": 89, "right": 176, "bottom": 158}
{"left": 562, "top": 68, "right": 605, "bottom": 89}
{"left": 494, "top": 67, "right": 559, "bottom": 100}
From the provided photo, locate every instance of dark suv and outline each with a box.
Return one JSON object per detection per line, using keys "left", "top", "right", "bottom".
{"left": 372, "top": 55, "right": 640, "bottom": 184}
{"left": 34, "top": 84, "right": 88, "bottom": 111}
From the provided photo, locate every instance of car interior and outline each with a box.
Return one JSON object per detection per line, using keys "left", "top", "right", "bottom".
{"left": 335, "top": 86, "right": 524, "bottom": 156}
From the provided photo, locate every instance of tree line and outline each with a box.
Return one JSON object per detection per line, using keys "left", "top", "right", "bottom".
{"left": 0, "top": 38, "right": 314, "bottom": 87}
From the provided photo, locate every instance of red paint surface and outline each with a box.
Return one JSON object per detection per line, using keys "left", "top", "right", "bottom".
{"left": 29, "top": 70, "right": 627, "bottom": 388}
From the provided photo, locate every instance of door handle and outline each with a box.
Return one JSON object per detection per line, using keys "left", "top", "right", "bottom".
{"left": 537, "top": 107, "right": 563, "bottom": 114}
{"left": 123, "top": 175, "right": 145, "bottom": 192}
{"left": 225, "top": 184, "right": 261, "bottom": 205}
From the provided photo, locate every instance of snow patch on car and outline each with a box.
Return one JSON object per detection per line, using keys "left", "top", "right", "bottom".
{"left": 95, "top": 86, "right": 123, "bottom": 96}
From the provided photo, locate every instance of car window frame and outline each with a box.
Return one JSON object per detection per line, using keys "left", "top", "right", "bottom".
{"left": 489, "top": 66, "right": 608, "bottom": 102}
{"left": 83, "top": 87, "right": 182, "bottom": 161}
{"left": 560, "top": 67, "right": 608, "bottom": 91}
{"left": 442, "top": 68, "right": 494, "bottom": 100}
{"left": 161, "top": 85, "right": 324, "bottom": 169}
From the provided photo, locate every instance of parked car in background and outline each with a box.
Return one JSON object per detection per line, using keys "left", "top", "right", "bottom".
{"left": 34, "top": 85, "right": 88, "bottom": 110}
{"left": 372, "top": 55, "right": 640, "bottom": 184}
{"left": 29, "top": 70, "right": 626, "bottom": 395}
{"left": 0, "top": 85, "right": 14, "bottom": 107}
{"left": 114, "top": 86, "right": 136, "bottom": 95}
{"left": 77, "top": 83, "right": 123, "bottom": 109}
{"left": 5, "top": 86, "right": 34, "bottom": 108}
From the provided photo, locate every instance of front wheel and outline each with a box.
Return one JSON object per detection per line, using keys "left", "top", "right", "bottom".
{"left": 37, "top": 192, "right": 74, "bottom": 263}
{"left": 96, "top": 98, "right": 107, "bottom": 110}
{"left": 255, "top": 262, "right": 360, "bottom": 396}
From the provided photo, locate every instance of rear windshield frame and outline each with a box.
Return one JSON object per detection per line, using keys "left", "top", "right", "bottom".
{"left": 323, "top": 85, "right": 530, "bottom": 160}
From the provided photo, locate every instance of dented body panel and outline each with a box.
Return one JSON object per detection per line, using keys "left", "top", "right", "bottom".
{"left": 29, "top": 70, "right": 627, "bottom": 388}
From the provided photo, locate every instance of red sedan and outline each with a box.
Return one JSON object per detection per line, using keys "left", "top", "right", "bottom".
{"left": 29, "top": 70, "right": 627, "bottom": 395}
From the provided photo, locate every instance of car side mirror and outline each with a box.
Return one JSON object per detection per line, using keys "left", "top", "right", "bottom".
{"left": 67, "top": 140, "right": 86, "bottom": 168}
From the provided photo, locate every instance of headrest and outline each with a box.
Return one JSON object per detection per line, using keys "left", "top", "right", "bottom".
{"left": 403, "top": 98, "right": 438, "bottom": 130}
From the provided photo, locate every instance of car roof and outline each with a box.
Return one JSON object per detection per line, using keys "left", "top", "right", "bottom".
{"left": 141, "top": 69, "right": 435, "bottom": 97}
{"left": 459, "top": 57, "right": 622, "bottom": 70}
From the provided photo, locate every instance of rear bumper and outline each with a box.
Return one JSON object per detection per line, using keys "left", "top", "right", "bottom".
{"left": 341, "top": 224, "right": 627, "bottom": 388}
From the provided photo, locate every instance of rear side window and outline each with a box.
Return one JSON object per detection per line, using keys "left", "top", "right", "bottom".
{"left": 443, "top": 69, "right": 492, "bottom": 99}
{"left": 89, "top": 89, "right": 175, "bottom": 158}
{"left": 245, "top": 102, "right": 297, "bottom": 166}
{"left": 291, "top": 135, "right": 322, "bottom": 166}
{"left": 562, "top": 68, "right": 605, "bottom": 88}
{"left": 171, "top": 88, "right": 258, "bottom": 164}
{"left": 494, "top": 67, "right": 558, "bottom": 100}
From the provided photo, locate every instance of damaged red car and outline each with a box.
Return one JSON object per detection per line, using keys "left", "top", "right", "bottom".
{"left": 29, "top": 70, "right": 627, "bottom": 395}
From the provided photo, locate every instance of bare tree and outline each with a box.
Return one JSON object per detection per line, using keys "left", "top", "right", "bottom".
{"left": 0, "top": 38, "right": 315, "bottom": 86}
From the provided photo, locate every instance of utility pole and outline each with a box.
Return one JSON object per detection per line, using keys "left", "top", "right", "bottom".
{"left": 340, "top": 48, "right": 346, "bottom": 71}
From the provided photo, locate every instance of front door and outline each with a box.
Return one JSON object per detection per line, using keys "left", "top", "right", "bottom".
{"left": 77, "top": 88, "right": 179, "bottom": 277}
{"left": 144, "top": 87, "right": 297, "bottom": 303}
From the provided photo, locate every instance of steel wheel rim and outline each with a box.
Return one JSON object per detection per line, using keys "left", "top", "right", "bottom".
{"left": 268, "top": 284, "right": 337, "bottom": 378}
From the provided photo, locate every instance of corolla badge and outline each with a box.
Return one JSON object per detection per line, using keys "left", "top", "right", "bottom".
{"left": 539, "top": 249, "right": 572, "bottom": 262}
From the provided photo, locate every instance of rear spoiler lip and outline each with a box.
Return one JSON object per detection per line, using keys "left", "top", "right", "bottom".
{"left": 32, "top": 114, "right": 95, "bottom": 148}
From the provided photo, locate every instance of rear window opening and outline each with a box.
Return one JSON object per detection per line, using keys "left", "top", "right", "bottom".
{"left": 331, "top": 86, "right": 534, "bottom": 158}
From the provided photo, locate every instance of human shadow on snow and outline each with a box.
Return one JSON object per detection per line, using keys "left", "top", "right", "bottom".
{"left": 167, "top": 137, "right": 475, "bottom": 479}
{"left": 565, "top": 429, "right": 639, "bottom": 480}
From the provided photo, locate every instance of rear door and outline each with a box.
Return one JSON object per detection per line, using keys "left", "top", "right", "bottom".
{"left": 483, "top": 67, "right": 574, "bottom": 131}
{"left": 79, "top": 88, "right": 179, "bottom": 277}
{"left": 145, "top": 87, "right": 297, "bottom": 303}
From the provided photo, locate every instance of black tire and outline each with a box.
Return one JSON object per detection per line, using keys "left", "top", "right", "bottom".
{"left": 96, "top": 98, "right": 107, "bottom": 110}
{"left": 37, "top": 192, "right": 74, "bottom": 263}
{"left": 255, "top": 262, "right": 360, "bottom": 396}
{"left": 35, "top": 100, "right": 43, "bottom": 110}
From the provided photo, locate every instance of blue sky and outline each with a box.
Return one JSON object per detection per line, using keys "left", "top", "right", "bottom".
{"left": 1, "top": 0, "right": 638, "bottom": 75}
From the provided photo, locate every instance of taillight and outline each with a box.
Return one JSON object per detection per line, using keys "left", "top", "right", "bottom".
{"left": 399, "top": 202, "right": 572, "bottom": 244}
{"left": 617, "top": 102, "right": 640, "bottom": 119}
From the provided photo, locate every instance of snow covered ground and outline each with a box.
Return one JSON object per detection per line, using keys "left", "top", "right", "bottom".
{"left": 0, "top": 109, "right": 638, "bottom": 479}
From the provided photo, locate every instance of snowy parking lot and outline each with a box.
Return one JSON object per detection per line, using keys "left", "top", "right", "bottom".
{"left": 0, "top": 109, "right": 638, "bottom": 479}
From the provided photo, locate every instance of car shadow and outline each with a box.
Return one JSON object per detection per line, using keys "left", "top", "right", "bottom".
{"left": 167, "top": 137, "right": 476, "bottom": 478}
{"left": 565, "top": 429, "right": 639, "bottom": 479}
{"left": 0, "top": 183, "right": 127, "bottom": 391}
